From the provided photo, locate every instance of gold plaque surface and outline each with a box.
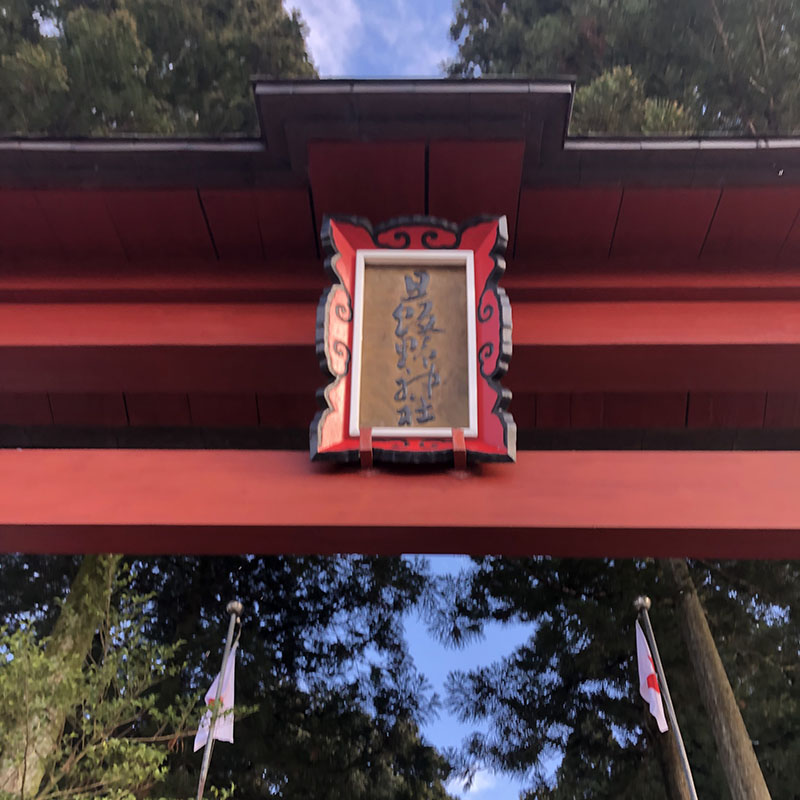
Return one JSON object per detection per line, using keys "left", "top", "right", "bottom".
{"left": 359, "top": 262, "right": 470, "bottom": 430}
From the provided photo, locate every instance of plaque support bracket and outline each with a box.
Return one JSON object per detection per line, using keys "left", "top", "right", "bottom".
{"left": 359, "top": 427, "right": 373, "bottom": 469}
{"left": 452, "top": 429, "right": 467, "bottom": 471}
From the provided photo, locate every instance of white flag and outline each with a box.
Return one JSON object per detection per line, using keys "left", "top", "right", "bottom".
{"left": 635, "top": 620, "right": 668, "bottom": 733}
{"left": 194, "top": 643, "right": 237, "bottom": 752}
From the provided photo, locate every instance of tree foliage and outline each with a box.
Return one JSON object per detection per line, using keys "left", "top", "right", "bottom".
{"left": 431, "top": 557, "right": 800, "bottom": 799}
{"left": 572, "top": 66, "right": 696, "bottom": 135}
{"left": 0, "top": 0, "right": 316, "bottom": 135}
{"left": 0, "top": 560, "right": 196, "bottom": 800}
{"left": 0, "top": 555, "right": 454, "bottom": 799}
{"left": 448, "top": 0, "right": 800, "bottom": 134}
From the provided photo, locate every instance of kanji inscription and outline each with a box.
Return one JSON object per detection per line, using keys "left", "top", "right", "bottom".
{"left": 358, "top": 262, "right": 470, "bottom": 431}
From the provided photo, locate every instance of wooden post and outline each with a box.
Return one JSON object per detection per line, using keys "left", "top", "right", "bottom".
{"left": 669, "top": 559, "right": 771, "bottom": 800}
{"left": 648, "top": 712, "right": 693, "bottom": 800}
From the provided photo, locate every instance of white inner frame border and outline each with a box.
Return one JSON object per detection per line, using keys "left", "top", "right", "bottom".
{"left": 348, "top": 248, "right": 478, "bottom": 439}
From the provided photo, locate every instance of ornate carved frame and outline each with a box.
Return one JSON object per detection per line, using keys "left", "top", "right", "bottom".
{"left": 310, "top": 215, "right": 515, "bottom": 464}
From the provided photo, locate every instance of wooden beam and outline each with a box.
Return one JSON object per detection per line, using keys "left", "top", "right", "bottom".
{"left": 3, "top": 300, "right": 800, "bottom": 347}
{"left": 2, "top": 301, "right": 800, "bottom": 394}
{"left": 2, "top": 450, "right": 800, "bottom": 558}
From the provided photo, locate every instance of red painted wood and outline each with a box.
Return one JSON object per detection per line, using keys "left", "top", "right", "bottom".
{"left": 257, "top": 393, "right": 317, "bottom": 428}
{"left": 188, "top": 393, "right": 259, "bottom": 427}
{"left": 0, "top": 303, "right": 311, "bottom": 345}
{"left": 0, "top": 393, "right": 53, "bottom": 425}
{"left": 611, "top": 188, "right": 720, "bottom": 260}
{"left": 571, "top": 393, "right": 604, "bottom": 428}
{"left": 125, "top": 393, "right": 191, "bottom": 426}
{"left": 687, "top": 393, "right": 767, "bottom": 428}
{"left": 36, "top": 190, "right": 126, "bottom": 259}
{"left": 602, "top": 393, "right": 687, "bottom": 428}
{"left": 516, "top": 187, "right": 621, "bottom": 262}
{"left": 0, "top": 190, "right": 60, "bottom": 258}
{"left": 199, "top": 189, "right": 262, "bottom": 260}
{"left": 764, "top": 392, "right": 800, "bottom": 427}
{"left": 702, "top": 187, "right": 800, "bottom": 263}
{"left": 502, "top": 270, "right": 800, "bottom": 302}
{"left": 0, "top": 267, "right": 325, "bottom": 304}
{"left": 3, "top": 450, "right": 800, "bottom": 558}
{"left": 7, "top": 265, "right": 800, "bottom": 304}
{"left": 509, "top": 392, "right": 536, "bottom": 430}
{"left": 49, "top": 393, "right": 128, "bottom": 426}
{"left": 197, "top": 189, "right": 316, "bottom": 263}
{"left": 308, "top": 141, "right": 425, "bottom": 225}
{"left": 513, "top": 301, "right": 800, "bottom": 345}
{"left": 511, "top": 345, "right": 800, "bottom": 393}
{"left": 4, "top": 303, "right": 800, "bottom": 397}
{"left": 104, "top": 190, "right": 216, "bottom": 260}
{"left": 535, "top": 393, "right": 570, "bottom": 428}
{"left": 428, "top": 140, "right": 524, "bottom": 245}
{"left": 0, "top": 346, "right": 316, "bottom": 394}
{"left": 254, "top": 188, "right": 317, "bottom": 259}
{"left": 779, "top": 210, "right": 800, "bottom": 264}
{"left": 5, "top": 301, "right": 800, "bottom": 348}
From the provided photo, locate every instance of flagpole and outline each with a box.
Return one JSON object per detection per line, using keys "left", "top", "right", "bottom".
{"left": 196, "top": 600, "right": 243, "bottom": 800}
{"left": 635, "top": 596, "right": 698, "bottom": 800}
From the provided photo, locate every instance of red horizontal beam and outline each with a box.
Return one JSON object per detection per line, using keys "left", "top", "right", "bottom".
{"left": 5, "top": 265, "right": 800, "bottom": 303}
{"left": 3, "top": 301, "right": 800, "bottom": 347}
{"left": 0, "top": 303, "right": 311, "bottom": 346}
{"left": 2, "top": 450, "right": 800, "bottom": 558}
{"left": 2, "top": 301, "right": 800, "bottom": 394}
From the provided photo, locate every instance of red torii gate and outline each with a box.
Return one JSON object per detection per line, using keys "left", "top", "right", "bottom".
{"left": 2, "top": 79, "right": 800, "bottom": 557}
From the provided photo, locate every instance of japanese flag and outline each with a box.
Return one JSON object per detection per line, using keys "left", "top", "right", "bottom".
{"left": 194, "top": 643, "right": 237, "bottom": 752}
{"left": 636, "top": 621, "right": 668, "bottom": 733}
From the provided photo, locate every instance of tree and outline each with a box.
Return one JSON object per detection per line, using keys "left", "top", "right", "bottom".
{"left": 571, "top": 66, "right": 695, "bottom": 135}
{"left": 0, "top": 555, "right": 122, "bottom": 797}
{"left": 0, "top": 0, "right": 316, "bottom": 135}
{"left": 448, "top": 0, "right": 800, "bottom": 134}
{"left": 135, "top": 555, "right": 453, "bottom": 799}
{"left": 0, "top": 555, "right": 455, "bottom": 799}
{"left": 431, "top": 557, "right": 800, "bottom": 799}
{"left": 0, "top": 566, "right": 201, "bottom": 800}
{"left": 669, "top": 559, "right": 770, "bottom": 800}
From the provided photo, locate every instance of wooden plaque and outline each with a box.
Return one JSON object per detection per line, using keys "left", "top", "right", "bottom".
{"left": 310, "top": 215, "right": 515, "bottom": 464}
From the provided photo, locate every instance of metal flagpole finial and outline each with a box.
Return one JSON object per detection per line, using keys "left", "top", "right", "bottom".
{"left": 226, "top": 600, "right": 244, "bottom": 618}
{"left": 634, "top": 595, "right": 652, "bottom": 612}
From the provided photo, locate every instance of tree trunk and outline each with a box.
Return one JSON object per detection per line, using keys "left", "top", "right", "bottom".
{"left": 646, "top": 711, "right": 692, "bottom": 800}
{"left": 0, "top": 554, "right": 121, "bottom": 798}
{"left": 669, "top": 558, "right": 771, "bottom": 800}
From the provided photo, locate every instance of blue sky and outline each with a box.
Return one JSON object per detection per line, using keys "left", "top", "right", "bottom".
{"left": 289, "top": 0, "right": 457, "bottom": 77}
{"left": 406, "top": 557, "right": 531, "bottom": 800}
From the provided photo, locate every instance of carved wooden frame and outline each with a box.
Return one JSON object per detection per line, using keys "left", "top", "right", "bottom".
{"left": 310, "top": 215, "right": 515, "bottom": 464}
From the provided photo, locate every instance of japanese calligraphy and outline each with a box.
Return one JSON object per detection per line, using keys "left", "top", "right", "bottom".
{"left": 394, "top": 269, "right": 444, "bottom": 426}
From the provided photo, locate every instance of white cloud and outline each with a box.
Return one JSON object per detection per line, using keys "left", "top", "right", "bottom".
{"left": 447, "top": 769, "right": 498, "bottom": 798}
{"left": 290, "top": 0, "right": 363, "bottom": 76}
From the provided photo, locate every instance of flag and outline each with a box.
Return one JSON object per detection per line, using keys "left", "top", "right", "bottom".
{"left": 636, "top": 620, "right": 668, "bottom": 733}
{"left": 194, "top": 643, "right": 237, "bottom": 752}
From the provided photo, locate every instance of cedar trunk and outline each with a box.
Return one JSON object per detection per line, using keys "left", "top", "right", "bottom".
{"left": 647, "top": 711, "right": 692, "bottom": 800}
{"left": 669, "top": 559, "right": 771, "bottom": 800}
{"left": 0, "top": 554, "right": 121, "bottom": 798}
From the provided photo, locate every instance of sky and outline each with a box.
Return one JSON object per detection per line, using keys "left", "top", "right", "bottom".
{"left": 289, "top": 0, "right": 457, "bottom": 77}
{"left": 406, "top": 557, "right": 531, "bottom": 800}
{"left": 282, "top": 5, "right": 527, "bottom": 797}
